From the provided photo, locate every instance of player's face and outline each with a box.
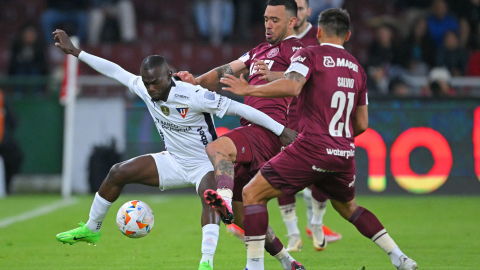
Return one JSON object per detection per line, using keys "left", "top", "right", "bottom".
{"left": 264, "top": 5, "right": 296, "bottom": 44}
{"left": 295, "top": 0, "right": 311, "bottom": 29}
{"left": 141, "top": 67, "right": 173, "bottom": 101}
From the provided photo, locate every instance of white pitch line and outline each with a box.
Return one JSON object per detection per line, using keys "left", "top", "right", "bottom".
{"left": 0, "top": 198, "right": 79, "bottom": 228}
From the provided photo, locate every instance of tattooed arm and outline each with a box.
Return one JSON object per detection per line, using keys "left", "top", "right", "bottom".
{"left": 220, "top": 71, "right": 306, "bottom": 98}
{"left": 192, "top": 60, "right": 249, "bottom": 91}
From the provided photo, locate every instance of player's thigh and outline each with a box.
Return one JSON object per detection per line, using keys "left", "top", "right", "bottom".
{"left": 243, "top": 171, "right": 283, "bottom": 205}
{"left": 111, "top": 155, "right": 159, "bottom": 187}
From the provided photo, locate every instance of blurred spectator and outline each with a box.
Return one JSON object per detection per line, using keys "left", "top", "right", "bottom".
{"left": 194, "top": 0, "right": 234, "bottom": 45}
{"left": 0, "top": 89, "right": 24, "bottom": 194}
{"left": 388, "top": 77, "right": 410, "bottom": 97}
{"left": 41, "top": 0, "right": 89, "bottom": 43}
{"left": 8, "top": 24, "right": 48, "bottom": 95}
{"left": 368, "top": 25, "right": 396, "bottom": 67}
{"left": 436, "top": 31, "right": 467, "bottom": 76}
{"left": 394, "top": 17, "right": 436, "bottom": 74}
{"left": 422, "top": 67, "right": 455, "bottom": 96}
{"left": 467, "top": 27, "right": 480, "bottom": 76}
{"left": 427, "top": 0, "right": 459, "bottom": 47}
{"left": 307, "top": 0, "right": 344, "bottom": 23}
{"left": 88, "top": 0, "right": 137, "bottom": 46}
{"left": 456, "top": 0, "right": 480, "bottom": 49}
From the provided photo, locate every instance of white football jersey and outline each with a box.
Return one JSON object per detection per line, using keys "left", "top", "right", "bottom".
{"left": 127, "top": 77, "right": 232, "bottom": 165}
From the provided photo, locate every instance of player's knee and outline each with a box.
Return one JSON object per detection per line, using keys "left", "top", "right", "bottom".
{"left": 205, "top": 142, "right": 219, "bottom": 158}
{"left": 107, "top": 163, "right": 127, "bottom": 184}
{"left": 242, "top": 185, "right": 255, "bottom": 205}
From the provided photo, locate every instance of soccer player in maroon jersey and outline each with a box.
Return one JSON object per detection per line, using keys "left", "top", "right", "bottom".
{"left": 221, "top": 8, "right": 418, "bottom": 270}
{"left": 277, "top": 0, "right": 342, "bottom": 252}
{"left": 175, "top": 1, "right": 306, "bottom": 269}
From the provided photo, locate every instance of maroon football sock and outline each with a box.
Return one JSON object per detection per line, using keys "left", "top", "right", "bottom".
{"left": 217, "top": 174, "right": 234, "bottom": 190}
{"left": 311, "top": 185, "right": 328, "bottom": 203}
{"left": 349, "top": 206, "right": 385, "bottom": 238}
{"left": 244, "top": 204, "right": 269, "bottom": 237}
{"left": 277, "top": 195, "right": 296, "bottom": 205}
{"left": 264, "top": 236, "right": 284, "bottom": 257}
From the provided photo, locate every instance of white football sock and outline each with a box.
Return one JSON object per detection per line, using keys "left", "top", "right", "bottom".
{"left": 311, "top": 197, "right": 327, "bottom": 225}
{"left": 217, "top": 188, "right": 233, "bottom": 210}
{"left": 274, "top": 248, "right": 295, "bottom": 270}
{"left": 86, "top": 192, "right": 112, "bottom": 232}
{"left": 246, "top": 235, "right": 265, "bottom": 270}
{"left": 371, "top": 229, "right": 402, "bottom": 267}
{"left": 200, "top": 224, "right": 219, "bottom": 267}
{"left": 280, "top": 203, "right": 300, "bottom": 236}
{"left": 303, "top": 187, "right": 313, "bottom": 230}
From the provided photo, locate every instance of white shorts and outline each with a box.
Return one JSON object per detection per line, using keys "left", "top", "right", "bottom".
{"left": 150, "top": 151, "right": 214, "bottom": 193}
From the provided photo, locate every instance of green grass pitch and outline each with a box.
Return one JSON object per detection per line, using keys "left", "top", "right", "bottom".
{"left": 0, "top": 194, "right": 478, "bottom": 269}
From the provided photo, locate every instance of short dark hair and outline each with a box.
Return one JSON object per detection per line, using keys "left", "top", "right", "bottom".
{"left": 266, "top": 0, "right": 298, "bottom": 17}
{"left": 141, "top": 55, "right": 168, "bottom": 70}
{"left": 318, "top": 8, "right": 350, "bottom": 37}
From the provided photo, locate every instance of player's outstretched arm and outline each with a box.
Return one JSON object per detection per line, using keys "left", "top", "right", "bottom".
{"left": 253, "top": 59, "right": 284, "bottom": 82}
{"left": 174, "top": 60, "right": 248, "bottom": 91}
{"left": 221, "top": 71, "right": 306, "bottom": 98}
{"left": 53, "top": 29, "right": 135, "bottom": 87}
{"left": 225, "top": 101, "right": 297, "bottom": 146}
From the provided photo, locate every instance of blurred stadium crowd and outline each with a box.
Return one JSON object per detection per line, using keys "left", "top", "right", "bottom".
{"left": 0, "top": 0, "right": 479, "bottom": 98}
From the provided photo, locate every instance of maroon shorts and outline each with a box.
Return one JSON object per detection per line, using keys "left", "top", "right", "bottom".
{"left": 223, "top": 125, "right": 283, "bottom": 202}
{"left": 260, "top": 142, "right": 356, "bottom": 203}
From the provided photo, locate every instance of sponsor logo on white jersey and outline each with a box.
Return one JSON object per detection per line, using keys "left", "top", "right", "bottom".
{"left": 323, "top": 56, "right": 335, "bottom": 67}
{"left": 175, "top": 94, "right": 190, "bottom": 99}
{"left": 267, "top": 48, "right": 279, "bottom": 58}
{"left": 326, "top": 148, "right": 355, "bottom": 159}
{"left": 291, "top": 55, "right": 306, "bottom": 63}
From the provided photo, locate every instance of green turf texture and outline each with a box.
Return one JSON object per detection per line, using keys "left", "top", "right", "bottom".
{"left": 0, "top": 195, "right": 478, "bottom": 269}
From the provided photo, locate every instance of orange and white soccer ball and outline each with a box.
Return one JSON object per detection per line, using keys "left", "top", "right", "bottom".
{"left": 116, "top": 200, "right": 154, "bottom": 238}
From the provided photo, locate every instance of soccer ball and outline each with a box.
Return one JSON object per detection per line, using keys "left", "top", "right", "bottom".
{"left": 116, "top": 200, "right": 154, "bottom": 238}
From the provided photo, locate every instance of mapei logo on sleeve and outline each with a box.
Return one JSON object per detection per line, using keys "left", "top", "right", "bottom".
{"left": 204, "top": 91, "right": 215, "bottom": 100}
{"left": 175, "top": 105, "right": 190, "bottom": 119}
{"left": 323, "top": 56, "right": 335, "bottom": 67}
{"left": 267, "top": 48, "right": 279, "bottom": 58}
{"left": 291, "top": 55, "right": 306, "bottom": 63}
{"left": 292, "top": 47, "right": 303, "bottom": 52}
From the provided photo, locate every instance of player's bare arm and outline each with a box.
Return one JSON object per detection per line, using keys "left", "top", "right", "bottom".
{"left": 221, "top": 71, "right": 306, "bottom": 98}
{"left": 352, "top": 105, "right": 368, "bottom": 137}
{"left": 253, "top": 59, "right": 285, "bottom": 82}
{"left": 53, "top": 29, "right": 82, "bottom": 57}
{"left": 174, "top": 60, "right": 248, "bottom": 91}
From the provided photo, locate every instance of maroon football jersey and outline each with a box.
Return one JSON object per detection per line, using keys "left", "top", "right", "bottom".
{"left": 238, "top": 36, "right": 304, "bottom": 126}
{"left": 285, "top": 43, "right": 368, "bottom": 172}
{"left": 289, "top": 24, "right": 319, "bottom": 131}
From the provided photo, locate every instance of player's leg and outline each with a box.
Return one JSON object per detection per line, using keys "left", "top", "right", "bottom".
{"left": 204, "top": 136, "right": 237, "bottom": 223}
{"left": 196, "top": 171, "right": 221, "bottom": 270}
{"left": 277, "top": 194, "right": 303, "bottom": 252}
{"left": 56, "top": 155, "right": 159, "bottom": 245}
{"left": 242, "top": 172, "right": 305, "bottom": 270}
{"left": 331, "top": 196, "right": 417, "bottom": 269}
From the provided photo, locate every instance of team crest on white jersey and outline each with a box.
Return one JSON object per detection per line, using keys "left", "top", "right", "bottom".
{"left": 323, "top": 56, "right": 335, "bottom": 67}
{"left": 175, "top": 105, "right": 189, "bottom": 119}
{"left": 161, "top": 105, "right": 170, "bottom": 116}
{"left": 267, "top": 48, "right": 279, "bottom": 58}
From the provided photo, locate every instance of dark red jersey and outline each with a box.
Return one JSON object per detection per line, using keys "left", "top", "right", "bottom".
{"left": 289, "top": 24, "right": 319, "bottom": 131}
{"left": 285, "top": 43, "right": 368, "bottom": 172}
{"left": 238, "top": 36, "right": 304, "bottom": 126}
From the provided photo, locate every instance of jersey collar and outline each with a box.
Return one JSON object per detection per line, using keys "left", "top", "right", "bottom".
{"left": 165, "top": 79, "right": 177, "bottom": 103}
{"left": 321, "top": 43, "right": 344, "bottom": 49}
{"left": 295, "top": 23, "right": 312, "bottom": 39}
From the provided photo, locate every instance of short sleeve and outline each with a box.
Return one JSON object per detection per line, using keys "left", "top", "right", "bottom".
{"left": 128, "top": 75, "right": 144, "bottom": 97}
{"left": 191, "top": 87, "right": 232, "bottom": 118}
{"left": 282, "top": 41, "right": 303, "bottom": 65}
{"left": 284, "top": 48, "right": 312, "bottom": 80}
{"left": 238, "top": 49, "right": 253, "bottom": 70}
{"left": 357, "top": 72, "right": 368, "bottom": 106}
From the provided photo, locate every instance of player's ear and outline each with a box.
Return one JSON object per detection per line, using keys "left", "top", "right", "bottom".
{"left": 344, "top": 30, "right": 351, "bottom": 43}
{"left": 307, "top": 7, "right": 312, "bottom": 16}
{"left": 317, "top": 27, "right": 322, "bottom": 40}
{"left": 290, "top": 16, "right": 297, "bottom": 28}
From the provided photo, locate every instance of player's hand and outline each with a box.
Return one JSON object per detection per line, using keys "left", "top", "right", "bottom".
{"left": 279, "top": 128, "right": 298, "bottom": 146}
{"left": 221, "top": 74, "right": 250, "bottom": 96}
{"left": 254, "top": 59, "right": 276, "bottom": 82}
{"left": 53, "top": 29, "right": 81, "bottom": 57}
{"left": 173, "top": 71, "right": 197, "bottom": 85}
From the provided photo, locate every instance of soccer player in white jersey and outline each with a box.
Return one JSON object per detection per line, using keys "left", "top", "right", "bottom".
{"left": 52, "top": 30, "right": 299, "bottom": 270}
